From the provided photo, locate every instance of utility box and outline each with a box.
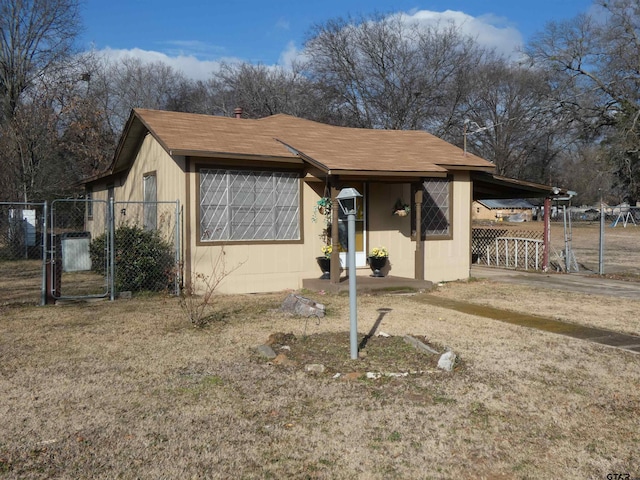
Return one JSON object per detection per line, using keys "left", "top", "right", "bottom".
{"left": 61, "top": 232, "right": 92, "bottom": 272}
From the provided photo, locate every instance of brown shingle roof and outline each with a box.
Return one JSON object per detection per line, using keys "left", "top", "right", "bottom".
{"left": 113, "top": 108, "right": 494, "bottom": 175}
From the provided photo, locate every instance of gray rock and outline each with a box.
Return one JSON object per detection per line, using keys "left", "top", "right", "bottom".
{"left": 281, "top": 293, "right": 325, "bottom": 318}
{"left": 437, "top": 350, "right": 457, "bottom": 371}
{"left": 403, "top": 335, "right": 440, "bottom": 355}
{"left": 256, "top": 344, "right": 277, "bottom": 359}
{"left": 305, "top": 364, "right": 326, "bottom": 374}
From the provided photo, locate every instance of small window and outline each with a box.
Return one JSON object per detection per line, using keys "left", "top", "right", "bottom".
{"left": 412, "top": 177, "right": 452, "bottom": 239}
{"left": 143, "top": 173, "right": 157, "bottom": 231}
{"left": 86, "top": 187, "right": 93, "bottom": 219}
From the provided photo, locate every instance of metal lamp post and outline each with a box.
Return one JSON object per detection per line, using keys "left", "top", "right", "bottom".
{"left": 336, "top": 187, "right": 362, "bottom": 360}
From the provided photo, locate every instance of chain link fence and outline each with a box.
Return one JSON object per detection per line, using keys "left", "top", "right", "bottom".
{"left": 0, "top": 199, "right": 181, "bottom": 306}
{"left": 555, "top": 205, "right": 640, "bottom": 276}
{"left": 0, "top": 202, "right": 47, "bottom": 305}
{"left": 474, "top": 205, "right": 640, "bottom": 276}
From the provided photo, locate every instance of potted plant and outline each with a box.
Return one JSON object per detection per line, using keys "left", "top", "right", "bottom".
{"left": 393, "top": 199, "right": 411, "bottom": 217}
{"left": 316, "top": 244, "right": 332, "bottom": 279}
{"left": 367, "top": 246, "right": 389, "bottom": 277}
{"left": 312, "top": 197, "right": 332, "bottom": 223}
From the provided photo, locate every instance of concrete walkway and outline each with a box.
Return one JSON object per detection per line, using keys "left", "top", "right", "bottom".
{"left": 471, "top": 266, "right": 640, "bottom": 299}
{"left": 417, "top": 293, "right": 640, "bottom": 354}
{"left": 446, "top": 266, "right": 640, "bottom": 353}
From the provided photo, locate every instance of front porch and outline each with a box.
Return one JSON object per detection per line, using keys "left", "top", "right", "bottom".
{"left": 302, "top": 274, "right": 433, "bottom": 294}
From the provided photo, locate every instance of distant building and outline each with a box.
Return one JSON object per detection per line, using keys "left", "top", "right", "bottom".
{"left": 473, "top": 199, "right": 536, "bottom": 222}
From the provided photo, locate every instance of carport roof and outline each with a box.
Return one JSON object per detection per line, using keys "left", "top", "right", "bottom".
{"left": 472, "top": 172, "right": 564, "bottom": 199}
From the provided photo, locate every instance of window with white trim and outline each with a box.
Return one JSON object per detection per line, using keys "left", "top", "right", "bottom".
{"left": 199, "top": 168, "right": 300, "bottom": 241}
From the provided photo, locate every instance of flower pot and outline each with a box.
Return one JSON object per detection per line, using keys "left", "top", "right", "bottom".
{"left": 316, "top": 256, "right": 331, "bottom": 279}
{"left": 368, "top": 256, "right": 387, "bottom": 277}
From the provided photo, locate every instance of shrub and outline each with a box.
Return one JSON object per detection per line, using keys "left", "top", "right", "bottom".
{"left": 90, "top": 224, "right": 175, "bottom": 293}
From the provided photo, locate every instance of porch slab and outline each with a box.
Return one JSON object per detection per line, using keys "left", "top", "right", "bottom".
{"left": 302, "top": 275, "right": 433, "bottom": 294}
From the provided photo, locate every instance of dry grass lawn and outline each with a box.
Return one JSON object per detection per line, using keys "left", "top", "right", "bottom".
{"left": 1, "top": 282, "right": 639, "bottom": 479}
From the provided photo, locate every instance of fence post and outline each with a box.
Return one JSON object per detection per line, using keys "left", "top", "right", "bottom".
{"left": 40, "top": 201, "right": 48, "bottom": 306}
{"left": 543, "top": 197, "right": 551, "bottom": 271}
{"left": 109, "top": 197, "right": 115, "bottom": 301}
{"left": 174, "top": 200, "right": 181, "bottom": 296}
{"left": 599, "top": 194, "right": 605, "bottom": 275}
{"left": 505, "top": 239, "right": 509, "bottom": 268}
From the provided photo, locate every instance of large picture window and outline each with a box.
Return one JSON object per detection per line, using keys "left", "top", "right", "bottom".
{"left": 413, "top": 177, "right": 451, "bottom": 239}
{"left": 199, "top": 168, "right": 300, "bottom": 242}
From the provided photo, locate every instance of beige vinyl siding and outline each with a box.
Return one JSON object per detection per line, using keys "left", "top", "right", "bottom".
{"left": 117, "top": 134, "right": 185, "bottom": 203}
{"left": 423, "top": 172, "right": 472, "bottom": 282}
{"left": 189, "top": 172, "right": 472, "bottom": 293}
{"left": 188, "top": 172, "right": 321, "bottom": 294}
{"left": 366, "top": 182, "right": 415, "bottom": 279}
{"left": 365, "top": 173, "right": 471, "bottom": 282}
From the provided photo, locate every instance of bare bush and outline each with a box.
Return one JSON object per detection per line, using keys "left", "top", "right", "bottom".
{"left": 179, "top": 248, "right": 243, "bottom": 327}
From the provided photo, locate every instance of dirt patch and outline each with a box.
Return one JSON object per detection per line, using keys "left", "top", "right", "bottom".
{"left": 261, "top": 331, "right": 446, "bottom": 376}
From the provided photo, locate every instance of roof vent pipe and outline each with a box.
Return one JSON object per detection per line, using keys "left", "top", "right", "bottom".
{"left": 234, "top": 107, "right": 243, "bottom": 119}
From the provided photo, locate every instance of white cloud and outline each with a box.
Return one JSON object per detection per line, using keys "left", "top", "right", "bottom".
{"left": 396, "top": 9, "right": 523, "bottom": 58}
{"left": 88, "top": 9, "right": 526, "bottom": 80}
{"left": 278, "top": 41, "right": 306, "bottom": 69}
{"left": 94, "top": 47, "right": 242, "bottom": 81}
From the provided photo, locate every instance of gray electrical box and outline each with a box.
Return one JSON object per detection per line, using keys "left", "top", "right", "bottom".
{"left": 61, "top": 232, "right": 92, "bottom": 272}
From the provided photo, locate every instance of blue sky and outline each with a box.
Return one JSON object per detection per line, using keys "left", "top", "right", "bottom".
{"left": 80, "top": 0, "right": 596, "bottom": 79}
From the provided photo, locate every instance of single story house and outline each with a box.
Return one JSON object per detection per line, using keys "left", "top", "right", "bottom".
{"left": 84, "top": 108, "right": 558, "bottom": 294}
{"left": 473, "top": 199, "right": 537, "bottom": 222}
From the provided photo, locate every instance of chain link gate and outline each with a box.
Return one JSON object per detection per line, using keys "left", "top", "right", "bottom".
{"left": 50, "top": 199, "right": 110, "bottom": 300}
{"left": 49, "top": 199, "right": 181, "bottom": 301}
{"left": 0, "top": 202, "right": 47, "bottom": 305}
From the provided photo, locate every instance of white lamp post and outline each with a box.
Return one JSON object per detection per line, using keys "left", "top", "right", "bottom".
{"left": 336, "top": 187, "right": 362, "bottom": 360}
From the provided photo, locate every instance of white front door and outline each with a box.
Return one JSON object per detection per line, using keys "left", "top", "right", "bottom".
{"left": 338, "top": 182, "right": 367, "bottom": 267}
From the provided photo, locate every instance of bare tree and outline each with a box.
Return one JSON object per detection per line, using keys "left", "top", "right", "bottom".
{"left": 460, "top": 60, "right": 569, "bottom": 183}
{"left": 527, "top": 0, "right": 640, "bottom": 202}
{"left": 208, "top": 62, "right": 329, "bottom": 120}
{"left": 102, "top": 56, "right": 191, "bottom": 132}
{"left": 0, "top": 87, "right": 64, "bottom": 201}
{"left": 303, "top": 13, "right": 488, "bottom": 130}
{"left": 0, "top": 0, "right": 81, "bottom": 201}
{"left": 0, "top": 0, "right": 81, "bottom": 121}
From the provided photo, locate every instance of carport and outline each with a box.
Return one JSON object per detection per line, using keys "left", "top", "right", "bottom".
{"left": 471, "top": 172, "right": 569, "bottom": 271}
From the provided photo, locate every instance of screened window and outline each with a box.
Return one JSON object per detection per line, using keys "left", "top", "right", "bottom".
{"left": 200, "top": 168, "right": 300, "bottom": 241}
{"left": 143, "top": 173, "right": 157, "bottom": 231}
{"left": 414, "top": 177, "right": 451, "bottom": 238}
